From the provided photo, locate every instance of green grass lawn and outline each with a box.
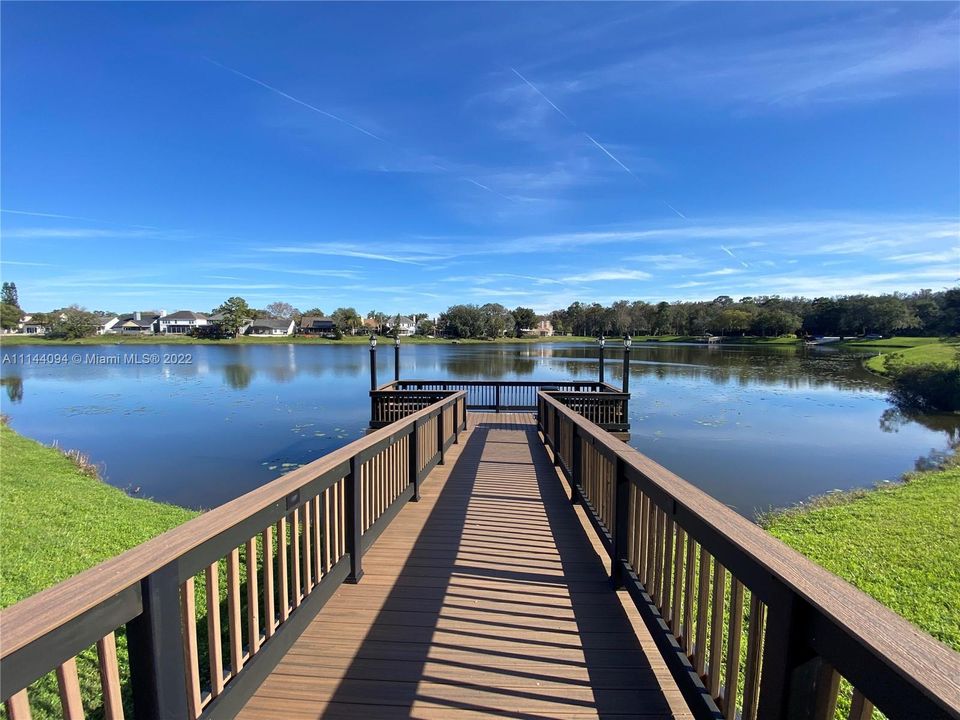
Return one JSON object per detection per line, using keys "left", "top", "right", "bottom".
{"left": 765, "top": 456, "right": 960, "bottom": 718}
{"left": 864, "top": 339, "right": 958, "bottom": 374}
{"left": 0, "top": 425, "right": 197, "bottom": 717}
{"left": 764, "top": 457, "right": 960, "bottom": 653}
{"left": 844, "top": 335, "right": 946, "bottom": 349}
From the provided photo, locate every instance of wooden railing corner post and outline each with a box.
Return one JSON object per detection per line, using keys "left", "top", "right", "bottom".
{"left": 437, "top": 409, "right": 445, "bottom": 466}
{"left": 126, "top": 561, "right": 190, "bottom": 720}
{"left": 611, "top": 457, "right": 629, "bottom": 588}
{"left": 570, "top": 428, "right": 582, "bottom": 505}
{"left": 756, "top": 583, "right": 825, "bottom": 720}
{"left": 552, "top": 408, "right": 561, "bottom": 466}
{"left": 345, "top": 456, "right": 364, "bottom": 583}
{"left": 409, "top": 422, "right": 421, "bottom": 502}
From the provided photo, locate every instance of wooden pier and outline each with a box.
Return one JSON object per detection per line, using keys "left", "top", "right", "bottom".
{"left": 2, "top": 383, "right": 958, "bottom": 720}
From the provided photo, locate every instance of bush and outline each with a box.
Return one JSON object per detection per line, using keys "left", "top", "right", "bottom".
{"left": 888, "top": 362, "right": 960, "bottom": 412}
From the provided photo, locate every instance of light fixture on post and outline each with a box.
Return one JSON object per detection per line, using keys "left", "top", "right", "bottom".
{"left": 369, "top": 333, "right": 378, "bottom": 390}
{"left": 394, "top": 333, "right": 401, "bottom": 382}
{"left": 597, "top": 334, "right": 606, "bottom": 384}
{"left": 622, "top": 334, "right": 632, "bottom": 393}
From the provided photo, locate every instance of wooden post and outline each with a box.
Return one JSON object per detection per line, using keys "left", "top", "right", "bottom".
{"left": 495, "top": 384, "right": 501, "bottom": 413}
{"left": 611, "top": 457, "right": 629, "bottom": 588}
{"left": 369, "top": 343, "right": 377, "bottom": 391}
{"left": 756, "top": 582, "right": 823, "bottom": 720}
{"left": 571, "top": 429, "right": 582, "bottom": 504}
{"left": 409, "top": 423, "right": 420, "bottom": 501}
{"left": 345, "top": 456, "right": 364, "bottom": 583}
{"left": 437, "top": 409, "right": 445, "bottom": 465}
{"left": 553, "top": 407, "right": 561, "bottom": 466}
{"left": 127, "top": 562, "right": 190, "bottom": 720}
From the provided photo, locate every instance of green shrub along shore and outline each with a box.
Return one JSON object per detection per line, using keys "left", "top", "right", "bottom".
{"left": 1, "top": 424, "right": 958, "bottom": 715}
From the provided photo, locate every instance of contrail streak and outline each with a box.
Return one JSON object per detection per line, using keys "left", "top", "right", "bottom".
{"left": 511, "top": 68, "right": 577, "bottom": 126}
{"left": 721, "top": 245, "right": 750, "bottom": 268}
{"left": 511, "top": 67, "right": 687, "bottom": 220}
{"left": 205, "top": 57, "right": 384, "bottom": 141}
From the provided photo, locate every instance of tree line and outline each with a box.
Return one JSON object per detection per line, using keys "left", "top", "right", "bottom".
{"left": 3, "top": 283, "right": 958, "bottom": 340}
{"left": 526, "top": 289, "right": 958, "bottom": 339}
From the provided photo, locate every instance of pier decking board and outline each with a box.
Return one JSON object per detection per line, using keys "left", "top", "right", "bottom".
{"left": 238, "top": 412, "right": 688, "bottom": 719}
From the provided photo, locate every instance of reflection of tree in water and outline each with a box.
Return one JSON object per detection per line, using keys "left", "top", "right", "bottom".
{"left": 223, "top": 364, "right": 255, "bottom": 390}
{"left": 880, "top": 407, "right": 960, "bottom": 470}
{"left": 1, "top": 375, "right": 23, "bottom": 403}
{"left": 880, "top": 407, "right": 960, "bottom": 444}
{"left": 552, "top": 344, "right": 887, "bottom": 392}
{"left": 442, "top": 352, "right": 536, "bottom": 378}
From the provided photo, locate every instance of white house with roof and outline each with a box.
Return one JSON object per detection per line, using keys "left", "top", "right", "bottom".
{"left": 158, "top": 311, "right": 209, "bottom": 335}
{"left": 246, "top": 318, "right": 296, "bottom": 336}
{"left": 115, "top": 311, "right": 165, "bottom": 334}
{"left": 392, "top": 316, "right": 417, "bottom": 336}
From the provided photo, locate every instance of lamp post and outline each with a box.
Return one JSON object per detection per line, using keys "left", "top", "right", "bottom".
{"left": 597, "top": 334, "right": 605, "bottom": 384}
{"left": 622, "top": 334, "right": 632, "bottom": 393}
{"left": 394, "top": 334, "right": 401, "bottom": 382}
{"left": 369, "top": 334, "right": 378, "bottom": 390}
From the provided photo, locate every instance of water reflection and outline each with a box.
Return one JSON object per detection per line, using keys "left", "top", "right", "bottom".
{"left": 1, "top": 376, "right": 23, "bottom": 403}
{"left": 0, "top": 342, "right": 955, "bottom": 517}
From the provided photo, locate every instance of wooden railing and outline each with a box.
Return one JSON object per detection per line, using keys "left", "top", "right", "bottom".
{"left": 0, "top": 392, "right": 467, "bottom": 720}
{"left": 372, "top": 380, "right": 629, "bottom": 431}
{"left": 537, "top": 391, "right": 960, "bottom": 720}
{"left": 380, "top": 379, "right": 620, "bottom": 412}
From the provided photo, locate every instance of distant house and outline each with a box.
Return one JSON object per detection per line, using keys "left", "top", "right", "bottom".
{"left": 92, "top": 315, "right": 119, "bottom": 335}
{"left": 247, "top": 318, "right": 296, "bottom": 336}
{"left": 521, "top": 319, "right": 554, "bottom": 337}
{"left": 362, "top": 317, "right": 379, "bottom": 334}
{"left": 18, "top": 314, "right": 46, "bottom": 335}
{"left": 393, "top": 316, "right": 417, "bottom": 337}
{"left": 300, "top": 316, "right": 336, "bottom": 335}
{"left": 116, "top": 311, "right": 164, "bottom": 334}
{"left": 158, "top": 311, "right": 210, "bottom": 335}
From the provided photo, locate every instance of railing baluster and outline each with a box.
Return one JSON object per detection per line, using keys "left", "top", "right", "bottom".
{"left": 5, "top": 690, "right": 32, "bottom": 720}
{"left": 227, "top": 548, "right": 244, "bottom": 675}
{"left": 694, "top": 549, "right": 711, "bottom": 677}
{"left": 313, "top": 494, "right": 322, "bottom": 582}
{"left": 291, "top": 508, "right": 301, "bottom": 607}
{"left": 742, "top": 592, "right": 765, "bottom": 720}
{"left": 662, "top": 516, "right": 675, "bottom": 615}
{"left": 179, "top": 577, "right": 202, "bottom": 719}
{"left": 671, "top": 527, "right": 685, "bottom": 630}
{"left": 708, "top": 562, "right": 726, "bottom": 700}
{"left": 246, "top": 537, "right": 261, "bottom": 654}
{"left": 96, "top": 632, "right": 124, "bottom": 720}
{"left": 849, "top": 689, "right": 875, "bottom": 720}
{"left": 55, "top": 658, "right": 84, "bottom": 720}
{"left": 683, "top": 535, "right": 696, "bottom": 654}
{"left": 278, "top": 517, "right": 289, "bottom": 622}
{"left": 205, "top": 562, "right": 224, "bottom": 696}
{"left": 263, "top": 527, "right": 277, "bottom": 638}
{"left": 723, "top": 578, "right": 745, "bottom": 719}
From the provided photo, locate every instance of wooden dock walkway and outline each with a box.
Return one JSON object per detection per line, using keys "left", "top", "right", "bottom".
{"left": 237, "top": 412, "right": 688, "bottom": 719}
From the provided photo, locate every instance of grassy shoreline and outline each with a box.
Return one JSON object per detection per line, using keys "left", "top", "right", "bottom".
{"left": 0, "top": 424, "right": 197, "bottom": 608}
{"left": 0, "top": 424, "right": 198, "bottom": 718}
{"left": 763, "top": 453, "right": 960, "bottom": 653}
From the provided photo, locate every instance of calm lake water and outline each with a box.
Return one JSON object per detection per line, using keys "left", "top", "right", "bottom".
{"left": 1, "top": 342, "right": 957, "bottom": 518}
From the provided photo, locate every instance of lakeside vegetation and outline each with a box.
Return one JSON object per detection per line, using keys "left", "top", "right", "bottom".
{"left": 0, "top": 423, "right": 197, "bottom": 717}
{"left": 764, "top": 453, "right": 960, "bottom": 653}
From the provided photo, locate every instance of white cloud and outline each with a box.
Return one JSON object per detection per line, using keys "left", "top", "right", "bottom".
{"left": 562, "top": 269, "right": 653, "bottom": 282}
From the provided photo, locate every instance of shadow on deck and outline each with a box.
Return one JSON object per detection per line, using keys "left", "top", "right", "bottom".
{"left": 238, "top": 413, "right": 686, "bottom": 719}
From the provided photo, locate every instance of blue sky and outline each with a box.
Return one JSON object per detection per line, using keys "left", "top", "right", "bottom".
{"left": 1, "top": 2, "right": 958, "bottom": 315}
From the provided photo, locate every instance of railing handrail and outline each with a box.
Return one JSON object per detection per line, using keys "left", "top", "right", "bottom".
{"left": 537, "top": 391, "right": 960, "bottom": 716}
{"left": 0, "top": 390, "right": 467, "bottom": 660}
{"left": 384, "top": 379, "right": 621, "bottom": 390}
